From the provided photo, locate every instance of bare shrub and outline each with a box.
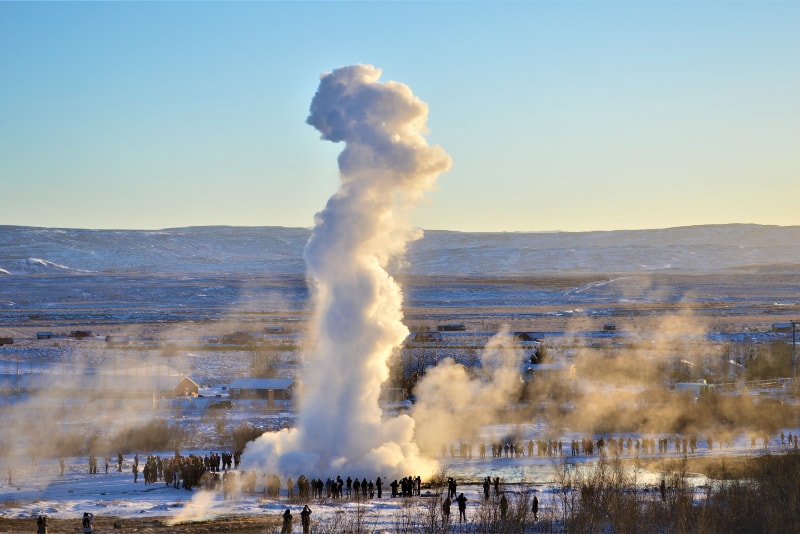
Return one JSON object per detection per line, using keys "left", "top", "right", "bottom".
{"left": 106, "top": 419, "right": 187, "bottom": 453}
{"left": 229, "top": 422, "right": 265, "bottom": 450}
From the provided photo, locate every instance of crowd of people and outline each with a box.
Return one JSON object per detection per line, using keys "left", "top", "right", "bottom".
{"left": 73, "top": 449, "right": 432, "bottom": 507}
{"left": 63, "top": 449, "right": 250, "bottom": 493}
{"left": 60, "top": 430, "right": 795, "bottom": 503}
{"left": 27, "top": 430, "right": 791, "bottom": 531}
{"left": 440, "top": 431, "right": 797, "bottom": 461}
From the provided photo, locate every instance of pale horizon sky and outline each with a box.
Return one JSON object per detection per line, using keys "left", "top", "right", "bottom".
{"left": 1, "top": 1, "right": 797, "bottom": 233}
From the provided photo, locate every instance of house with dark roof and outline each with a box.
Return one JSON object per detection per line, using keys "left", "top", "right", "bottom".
{"left": 228, "top": 377, "right": 294, "bottom": 404}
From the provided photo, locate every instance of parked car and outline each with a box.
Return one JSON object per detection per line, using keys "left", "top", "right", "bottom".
{"left": 208, "top": 400, "right": 235, "bottom": 410}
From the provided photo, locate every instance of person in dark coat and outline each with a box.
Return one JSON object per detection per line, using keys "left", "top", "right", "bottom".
{"left": 532, "top": 494, "right": 539, "bottom": 521}
{"left": 300, "top": 504, "right": 312, "bottom": 534}
{"left": 37, "top": 515, "right": 48, "bottom": 534}
{"left": 281, "top": 508, "right": 292, "bottom": 534}
{"left": 82, "top": 512, "right": 94, "bottom": 534}
{"left": 456, "top": 493, "right": 467, "bottom": 522}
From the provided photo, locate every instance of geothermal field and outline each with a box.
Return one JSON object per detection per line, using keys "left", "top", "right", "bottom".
{"left": 2, "top": 66, "right": 800, "bottom": 532}
{"left": 2, "top": 228, "right": 800, "bottom": 533}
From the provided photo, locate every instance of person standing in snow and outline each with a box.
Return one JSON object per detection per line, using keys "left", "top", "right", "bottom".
{"left": 456, "top": 493, "right": 467, "bottom": 522}
{"left": 300, "top": 504, "right": 312, "bottom": 534}
{"left": 36, "top": 515, "right": 48, "bottom": 534}
{"left": 281, "top": 508, "right": 292, "bottom": 534}
{"left": 82, "top": 512, "right": 94, "bottom": 533}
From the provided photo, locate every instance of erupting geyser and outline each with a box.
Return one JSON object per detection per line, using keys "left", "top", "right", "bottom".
{"left": 243, "top": 64, "right": 451, "bottom": 477}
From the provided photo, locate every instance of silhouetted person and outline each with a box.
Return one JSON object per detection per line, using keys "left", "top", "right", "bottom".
{"left": 532, "top": 494, "right": 539, "bottom": 521}
{"left": 456, "top": 493, "right": 467, "bottom": 522}
{"left": 281, "top": 508, "right": 292, "bottom": 533}
{"left": 301, "top": 504, "right": 311, "bottom": 534}
{"left": 37, "top": 515, "right": 48, "bottom": 534}
{"left": 82, "top": 512, "right": 94, "bottom": 534}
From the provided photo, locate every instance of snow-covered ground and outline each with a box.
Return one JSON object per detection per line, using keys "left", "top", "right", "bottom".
{"left": 3, "top": 427, "right": 796, "bottom": 529}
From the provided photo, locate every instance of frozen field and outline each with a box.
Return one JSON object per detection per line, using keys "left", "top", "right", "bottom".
{"left": 2, "top": 225, "right": 800, "bottom": 531}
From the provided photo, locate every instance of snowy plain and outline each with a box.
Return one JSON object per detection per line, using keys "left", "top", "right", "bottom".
{"left": 2, "top": 224, "right": 800, "bottom": 531}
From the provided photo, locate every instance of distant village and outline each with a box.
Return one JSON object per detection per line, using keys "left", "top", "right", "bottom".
{"left": 1, "top": 319, "right": 798, "bottom": 413}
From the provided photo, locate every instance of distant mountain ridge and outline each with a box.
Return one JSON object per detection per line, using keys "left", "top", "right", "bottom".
{"left": 1, "top": 224, "right": 799, "bottom": 276}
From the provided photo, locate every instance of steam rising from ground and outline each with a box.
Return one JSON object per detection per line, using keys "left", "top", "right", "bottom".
{"left": 412, "top": 327, "right": 525, "bottom": 455}
{"left": 243, "top": 65, "right": 451, "bottom": 478}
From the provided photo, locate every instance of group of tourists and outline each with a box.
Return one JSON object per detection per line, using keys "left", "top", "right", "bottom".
{"left": 274, "top": 473, "right": 423, "bottom": 502}
{"left": 34, "top": 511, "right": 93, "bottom": 534}
{"left": 442, "top": 431, "right": 794, "bottom": 461}
{"left": 281, "top": 504, "right": 312, "bottom": 534}
{"left": 97, "top": 449, "right": 245, "bottom": 491}
{"left": 440, "top": 492, "right": 468, "bottom": 523}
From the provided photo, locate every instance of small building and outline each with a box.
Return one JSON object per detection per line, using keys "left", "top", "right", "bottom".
{"left": 411, "top": 331, "right": 441, "bottom": 343}
{"left": 105, "top": 335, "right": 130, "bottom": 345}
{"left": 228, "top": 377, "right": 294, "bottom": 404}
{"left": 0, "top": 337, "right": 12, "bottom": 346}
{"left": 173, "top": 376, "right": 200, "bottom": 397}
{"left": 263, "top": 326, "right": 285, "bottom": 334}
{"left": 772, "top": 323, "right": 794, "bottom": 333}
{"left": 222, "top": 332, "right": 256, "bottom": 344}
{"left": 603, "top": 323, "right": 617, "bottom": 331}
{"left": 37, "top": 332, "right": 54, "bottom": 339}
{"left": 437, "top": 324, "right": 465, "bottom": 332}
{"left": 70, "top": 330, "right": 92, "bottom": 339}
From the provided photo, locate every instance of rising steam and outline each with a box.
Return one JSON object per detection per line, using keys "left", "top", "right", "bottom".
{"left": 243, "top": 64, "right": 451, "bottom": 477}
{"left": 412, "top": 327, "right": 526, "bottom": 455}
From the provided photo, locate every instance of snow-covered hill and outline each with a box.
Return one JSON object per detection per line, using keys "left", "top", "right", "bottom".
{"left": 1, "top": 224, "right": 799, "bottom": 276}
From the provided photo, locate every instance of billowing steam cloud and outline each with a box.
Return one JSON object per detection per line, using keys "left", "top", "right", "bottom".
{"left": 412, "top": 327, "right": 526, "bottom": 455}
{"left": 243, "top": 65, "right": 451, "bottom": 477}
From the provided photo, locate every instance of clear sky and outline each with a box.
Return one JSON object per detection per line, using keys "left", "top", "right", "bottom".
{"left": 1, "top": 1, "right": 797, "bottom": 232}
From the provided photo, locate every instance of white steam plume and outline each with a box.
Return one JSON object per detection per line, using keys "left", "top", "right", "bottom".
{"left": 411, "top": 327, "right": 526, "bottom": 455}
{"left": 243, "top": 64, "right": 451, "bottom": 478}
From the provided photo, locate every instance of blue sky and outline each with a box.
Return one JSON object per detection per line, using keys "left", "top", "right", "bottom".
{"left": 1, "top": 1, "right": 797, "bottom": 232}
